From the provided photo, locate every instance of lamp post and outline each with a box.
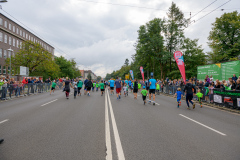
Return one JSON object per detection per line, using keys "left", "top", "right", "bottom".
{"left": 7, "top": 47, "right": 13, "bottom": 76}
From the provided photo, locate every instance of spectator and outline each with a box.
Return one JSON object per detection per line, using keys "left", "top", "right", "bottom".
{"left": 232, "top": 74, "right": 238, "bottom": 83}
{"left": 198, "top": 81, "right": 203, "bottom": 90}
{"left": 210, "top": 75, "right": 213, "bottom": 83}
{"left": 206, "top": 75, "right": 210, "bottom": 83}
{"left": 229, "top": 80, "right": 236, "bottom": 91}
{"left": 236, "top": 80, "right": 240, "bottom": 90}
{"left": 208, "top": 83, "right": 214, "bottom": 103}
{"left": 204, "top": 79, "right": 209, "bottom": 87}
{"left": 214, "top": 80, "right": 221, "bottom": 88}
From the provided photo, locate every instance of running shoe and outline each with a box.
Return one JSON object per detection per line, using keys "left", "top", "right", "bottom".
{"left": 144, "top": 101, "right": 146, "bottom": 105}
{"left": 119, "top": 95, "right": 121, "bottom": 99}
{"left": 0, "top": 139, "right": 4, "bottom": 144}
{"left": 153, "top": 102, "right": 155, "bottom": 105}
{"left": 187, "top": 107, "right": 190, "bottom": 110}
{"left": 179, "top": 101, "right": 181, "bottom": 106}
{"left": 193, "top": 103, "right": 195, "bottom": 109}
{"left": 201, "top": 105, "right": 202, "bottom": 108}
{"left": 148, "top": 101, "right": 151, "bottom": 104}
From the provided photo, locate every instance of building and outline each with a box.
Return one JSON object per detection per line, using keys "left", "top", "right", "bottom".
{"left": 0, "top": 13, "right": 54, "bottom": 76}
{"left": 80, "top": 70, "right": 97, "bottom": 80}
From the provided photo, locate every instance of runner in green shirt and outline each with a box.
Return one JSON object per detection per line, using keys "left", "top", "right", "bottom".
{"left": 138, "top": 82, "right": 141, "bottom": 89}
{"left": 77, "top": 79, "right": 83, "bottom": 96}
{"left": 196, "top": 89, "right": 203, "bottom": 108}
{"left": 100, "top": 80, "right": 105, "bottom": 96}
{"left": 141, "top": 86, "right": 148, "bottom": 105}
{"left": 96, "top": 82, "right": 99, "bottom": 92}
{"left": 50, "top": 80, "right": 58, "bottom": 95}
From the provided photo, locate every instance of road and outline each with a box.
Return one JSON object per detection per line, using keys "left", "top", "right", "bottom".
{"left": 0, "top": 88, "right": 239, "bottom": 160}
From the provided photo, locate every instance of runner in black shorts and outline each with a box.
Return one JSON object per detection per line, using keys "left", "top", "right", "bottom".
{"left": 133, "top": 78, "right": 138, "bottom": 99}
{"left": 183, "top": 79, "right": 196, "bottom": 109}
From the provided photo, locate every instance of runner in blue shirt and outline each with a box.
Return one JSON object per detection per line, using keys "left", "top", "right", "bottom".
{"left": 115, "top": 76, "right": 122, "bottom": 99}
{"left": 149, "top": 74, "right": 157, "bottom": 105}
{"left": 109, "top": 78, "right": 115, "bottom": 95}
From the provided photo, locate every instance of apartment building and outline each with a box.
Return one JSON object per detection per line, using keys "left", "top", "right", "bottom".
{"left": 0, "top": 13, "right": 54, "bottom": 76}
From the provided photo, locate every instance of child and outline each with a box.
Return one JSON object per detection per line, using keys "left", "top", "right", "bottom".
{"left": 92, "top": 82, "right": 96, "bottom": 92}
{"left": 156, "top": 83, "right": 160, "bottom": 95}
{"left": 196, "top": 89, "right": 203, "bottom": 108}
{"left": 174, "top": 88, "right": 183, "bottom": 108}
{"left": 141, "top": 86, "right": 148, "bottom": 105}
{"left": 50, "top": 80, "right": 57, "bottom": 95}
{"left": 100, "top": 80, "right": 105, "bottom": 96}
{"left": 208, "top": 84, "right": 214, "bottom": 103}
{"left": 126, "top": 84, "right": 129, "bottom": 96}
{"left": 96, "top": 82, "right": 99, "bottom": 92}
{"left": 74, "top": 83, "right": 78, "bottom": 99}
{"left": 123, "top": 84, "right": 127, "bottom": 97}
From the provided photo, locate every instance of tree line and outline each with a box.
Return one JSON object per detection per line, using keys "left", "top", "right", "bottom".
{"left": 105, "top": 2, "right": 240, "bottom": 80}
{"left": 6, "top": 41, "right": 81, "bottom": 80}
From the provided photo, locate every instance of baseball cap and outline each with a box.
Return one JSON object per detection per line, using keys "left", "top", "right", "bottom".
{"left": 143, "top": 86, "right": 146, "bottom": 89}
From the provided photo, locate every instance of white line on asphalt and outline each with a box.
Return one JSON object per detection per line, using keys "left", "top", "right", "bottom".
{"left": 107, "top": 90, "right": 126, "bottom": 160}
{"left": 179, "top": 114, "right": 227, "bottom": 136}
{"left": 41, "top": 99, "right": 58, "bottom": 106}
{"left": 0, "top": 119, "right": 9, "bottom": 124}
{"left": 105, "top": 90, "right": 112, "bottom": 160}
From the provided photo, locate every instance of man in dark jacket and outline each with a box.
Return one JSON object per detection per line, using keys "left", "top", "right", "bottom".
{"left": 183, "top": 80, "right": 196, "bottom": 109}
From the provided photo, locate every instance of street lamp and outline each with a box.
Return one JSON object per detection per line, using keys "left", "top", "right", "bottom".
{"left": 7, "top": 47, "right": 13, "bottom": 76}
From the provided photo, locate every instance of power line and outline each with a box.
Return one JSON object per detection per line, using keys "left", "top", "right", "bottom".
{"left": 0, "top": 8, "right": 73, "bottom": 60}
{"left": 77, "top": 0, "right": 168, "bottom": 11}
{"left": 192, "top": 0, "right": 232, "bottom": 23}
{"left": 191, "top": 0, "right": 218, "bottom": 18}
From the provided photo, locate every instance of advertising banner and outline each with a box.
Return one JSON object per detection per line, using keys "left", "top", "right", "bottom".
{"left": 174, "top": 51, "right": 186, "bottom": 83}
{"left": 130, "top": 70, "right": 134, "bottom": 80}
{"left": 140, "top": 66, "right": 144, "bottom": 81}
{"left": 197, "top": 61, "right": 240, "bottom": 81}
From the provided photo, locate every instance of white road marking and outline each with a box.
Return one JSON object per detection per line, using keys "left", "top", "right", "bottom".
{"left": 107, "top": 90, "right": 126, "bottom": 160}
{"left": 105, "top": 90, "right": 112, "bottom": 160}
{"left": 179, "top": 114, "right": 226, "bottom": 136}
{"left": 41, "top": 99, "right": 58, "bottom": 106}
{"left": 0, "top": 119, "right": 9, "bottom": 124}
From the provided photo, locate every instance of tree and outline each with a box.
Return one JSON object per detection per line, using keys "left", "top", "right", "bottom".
{"left": 97, "top": 76, "right": 102, "bottom": 81}
{"left": 208, "top": 11, "right": 240, "bottom": 62}
{"left": 164, "top": 2, "right": 189, "bottom": 72}
{"left": 87, "top": 72, "right": 92, "bottom": 80}
{"left": 6, "top": 41, "right": 60, "bottom": 80}
{"left": 124, "top": 58, "right": 129, "bottom": 66}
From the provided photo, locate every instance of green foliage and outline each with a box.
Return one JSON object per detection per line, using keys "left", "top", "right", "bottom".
{"left": 54, "top": 56, "right": 80, "bottom": 79}
{"left": 87, "top": 73, "right": 92, "bottom": 80}
{"left": 97, "top": 76, "right": 102, "bottom": 81}
{"left": 208, "top": 11, "right": 240, "bottom": 62}
{"left": 6, "top": 41, "right": 60, "bottom": 80}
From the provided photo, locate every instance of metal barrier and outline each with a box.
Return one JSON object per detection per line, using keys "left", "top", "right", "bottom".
{"left": 0, "top": 82, "right": 64, "bottom": 100}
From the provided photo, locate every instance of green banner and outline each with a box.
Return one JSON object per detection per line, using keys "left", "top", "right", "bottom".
{"left": 197, "top": 61, "right": 240, "bottom": 81}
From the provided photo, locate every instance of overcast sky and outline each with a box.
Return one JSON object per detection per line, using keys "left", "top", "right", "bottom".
{"left": 1, "top": 0, "right": 239, "bottom": 77}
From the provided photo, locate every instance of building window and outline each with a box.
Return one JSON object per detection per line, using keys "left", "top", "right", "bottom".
{"left": 20, "top": 30, "right": 22, "bottom": 36}
{"left": 0, "top": 49, "right": 2, "bottom": 58}
{"left": 4, "top": 34, "right": 7, "bottom": 43}
{"left": 3, "top": 66, "right": 6, "bottom": 74}
{"left": 23, "top": 31, "right": 25, "bottom": 38}
{"left": 29, "top": 35, "right": 30, "bottom": 40}
{"left": 0, "top": 32, "right": 2, "bottom": 42}
{"left": 4, "top": 21, "right": 7, "bottom": 28}
{"left": 0, "top": 18, "right": 2, "bottom": 25}
{"left": 4, "top": 50, "right": 7, "bottom": 59}
{"left": 26, "top": 33, "right": 28, "bottom": 39}
{"left": 13, "top": 25, "right": 15, "bottom": 32}
{"left": 31, "top": 37, "right": 33, "bottom": 41}
{"left": 16, "top": 28, "right": 19, "bottom": 34}
{"left": 9, "top": 23, "right": 11, "bottom": 30}
{"left": 16, "top": 40, "right": 19, "bottom": 48}
{"left": 13, "top": 38, "right": 15, "bottom": 47}
{"left": 9, "top": 36, "right": 11, "bottom": 45}
{"left": 20, "top": 41, "right": 22, "bottom": 49}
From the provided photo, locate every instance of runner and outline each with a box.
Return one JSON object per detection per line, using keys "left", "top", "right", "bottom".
{"left": 128, "top": 80, "right": 132, "bottom": 92}
{"left": 141, "top": 86, "right": 147, "bottom": 105}
{"left": 149, "top": 74, "right": 157, "bottom": 105}
{"left": 196, "top": 89, "right": 203, "bottom": 108}
{"left": 92, "top": 81, "right": 96, "bottom": 92}
{"left": 77, "top": 78, "right": 83, "bottom": 96}
{"left": 84, "top": 78, "right": 88, "bottom": 95}
{"left": 145, "top": 78, "right": 149, "bottom": 97}
{"left": 50, "top": 80, "right": 58, "bottom": 95}
{"left": 100, "top": 80, "right": 105, "bottom": 96}
{"left": 73, "top": 82, "right": 78, "bottom": 99}
{"left": 109, "top": 78, "right": 115, "bottom": 95}
{"left": 96, "top": 81, "right": 99, "bottom": 92}
{"left": 123, "top": 83, "right": 127, "bottom": 97}
{"left": 63, "top": 77, "right": 72, "bottom": 99}
{"left": 174, "top": 88, "right": 183, "bottom": 108}
{"left": 115, "top": 76, "right": 122, "bottom": 100}
{"left": 86, "top": 79, "right": 92, "bottom": 96}
{"left": 133, "top": 78, "right": 138, "bottom": 99}
{"left": 183, "top": 79, "right": 196, "bottom": 109}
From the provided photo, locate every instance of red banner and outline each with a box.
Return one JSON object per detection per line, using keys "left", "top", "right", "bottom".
{"left": 140, "top": 66, "right": 144, "bottom": 81}
{"left": 174, "top": 51, "right": 186, "bottom": 83}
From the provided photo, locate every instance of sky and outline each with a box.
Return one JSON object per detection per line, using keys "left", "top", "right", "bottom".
{"left": 0, "top": 0, "right": 239, "bottom": 77}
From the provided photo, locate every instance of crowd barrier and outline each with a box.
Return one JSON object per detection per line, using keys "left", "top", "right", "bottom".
{"left": 0, "top": 82, "right": 64, "bottom": 100}
{"left": 159, "top": 84, "right": 240, "bottom": 110}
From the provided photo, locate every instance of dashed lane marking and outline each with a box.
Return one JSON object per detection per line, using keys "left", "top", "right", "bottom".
{"left": 0, "top": 119, "right": 9, "bottom": 124}
{"left": 41, "top": 99, "right": 58, "bottom": 106}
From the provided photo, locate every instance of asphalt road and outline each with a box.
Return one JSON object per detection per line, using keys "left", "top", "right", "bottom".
{"left": 0, "top": 88, "right": 239, "bottom": 160}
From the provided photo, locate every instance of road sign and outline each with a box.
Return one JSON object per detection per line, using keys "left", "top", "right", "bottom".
{"left": 20, "top": 66, "right": 29, "bottom": 76}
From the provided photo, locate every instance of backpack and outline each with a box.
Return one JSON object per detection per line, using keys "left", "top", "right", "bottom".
{"left": 87, "top": 81, "right": 92, "bottom": 87}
